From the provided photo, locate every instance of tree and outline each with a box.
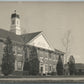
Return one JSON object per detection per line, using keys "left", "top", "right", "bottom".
{"left": 23, "top": 44, "right": 27, "bottom": 61}
{"left": 29, "top": 57, "right": 39, "bottom": 75}
{"left": 62, "top": 30, "right": 72, "bottom": 64}
{"left": 23, "top": 58, "right": 29, "bottom": 75}
{"left": 23, "top": 58, "right": 29, "bottom": 71}
{"left": 21, "top": 26, "right": 28, "bottom": 60}
{"left": 1, "top": 37, "right": 15, "bottom": 76}
{"left": 29, "top": 46, "right": 39, "bottom": 75}
{"left": 21, "top": 35, "right": 28, "bottom": 61}
{"left": 56, "top": 55, "right": 64, "bottom": 75}
{"left": 68, "top": 55, "right": 75, "bottom": 75}
{"left": 29, "top": 46, "right": 38, "bottom": 60}
{"left": 22, "top": 35, "right": 29, "bottom": 73}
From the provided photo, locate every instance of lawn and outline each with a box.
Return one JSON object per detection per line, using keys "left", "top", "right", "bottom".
{"left": 0, "top": 75, "right": 84, "bottom": 83}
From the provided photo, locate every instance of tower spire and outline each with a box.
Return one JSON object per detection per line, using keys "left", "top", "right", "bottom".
{"left": 10, "top": 10, "right": 21, "bottom": 35}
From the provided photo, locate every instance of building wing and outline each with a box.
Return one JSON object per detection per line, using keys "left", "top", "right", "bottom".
{"left": 0, "top": 28, "right": 23, "bottom": 43}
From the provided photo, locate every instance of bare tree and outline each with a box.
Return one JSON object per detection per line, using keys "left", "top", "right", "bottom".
{"left": 62, "top": 30, "right": 72, "bottom": 64}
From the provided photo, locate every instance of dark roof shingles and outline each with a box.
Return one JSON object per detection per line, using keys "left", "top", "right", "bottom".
{"left": 21, "top": 31, "right": 41, "bottom": 43}
{"left": 0, "top": 29, "right": 41, "bottom": 43}
{"left": 0, "top": 29, "right": 23, "bottom": 43}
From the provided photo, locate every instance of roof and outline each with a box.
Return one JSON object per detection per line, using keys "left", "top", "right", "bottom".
{"left": 21, "top": 31, "right": 41, "bottom": 43}
{"left": 55, "top": 49, "right": 65, "bottom": 55}
{"left": 0, "top": 29, "right": 23, "bottom": 43}
{"left": 75, "top": 63, "right": 84, "bottom": 70}
{"left": 0, "top": 29, "right": 64, "bottom": 54}
{"left": 0, "top": 29, "right": 41, "bottom": 44}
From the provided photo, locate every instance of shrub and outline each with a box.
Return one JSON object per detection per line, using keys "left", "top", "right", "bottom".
{"left": 56, "top": 56, "right": 64, "bottom": 75}
{"left": 68, "top": 55, "right": 76, "bottom": 75}
{"left": 1, "top": 37, "right": 15, "bottom": 76}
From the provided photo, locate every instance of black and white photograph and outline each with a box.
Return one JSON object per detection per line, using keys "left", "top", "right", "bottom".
{"left": 0, "top": 1, "right": 84, "bottom": 83}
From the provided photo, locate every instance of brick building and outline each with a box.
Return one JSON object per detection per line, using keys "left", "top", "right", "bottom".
{"left": 0, "top": 11, "right": 64, "bottom": 75}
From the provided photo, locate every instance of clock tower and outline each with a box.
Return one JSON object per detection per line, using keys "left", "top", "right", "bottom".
{"left": 10, "top": 10, "right": 21, "bottom": 35}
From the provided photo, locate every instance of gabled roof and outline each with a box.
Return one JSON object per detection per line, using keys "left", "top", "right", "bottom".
{"left": 0, "top": 28, "right": 65, "bottom": 54}
{"left": 0, "top": 29, "right": 23, "bottom": 43}
{"left": 21, "top": 31, "right": 41, "bottom": 43}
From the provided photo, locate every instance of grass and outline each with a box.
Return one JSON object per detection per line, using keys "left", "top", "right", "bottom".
{"left": 0, "top": 75, "right": 84, "bottom": 78}
{"left": 0, "top": 79, "right": 84, "bottom": 83}
{"left": 0, "top": 75, "right": 84, "bottom": 83}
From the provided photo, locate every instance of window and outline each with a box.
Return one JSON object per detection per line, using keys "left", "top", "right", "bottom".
{"left": 49, "top": 66, "right": 52, "bottom": 71}
{"left": 49, "top": 53, "right": 51, "bottom": 59}
{"left": 17, "top": 47, "right": 21, "bottom": 54}
{"left": 40, "top": 57, "right": 43, "bottom": 63}
{"left": 12, "top": 20, "right": 15, "bottom": 24}
{"left": 45, "top": 64, "right": 48, "bottom": 71}
{"left": 17, "top": 62, "right": 22, "bottom": 70}
{"left": 53, "top": 65, "right": 56, "bottom": 68}
{"left": 41, "top": 67, "right": 43, "bottom": 73}
{"left": 56, "top": 54, "right": 59, "bottom": 59}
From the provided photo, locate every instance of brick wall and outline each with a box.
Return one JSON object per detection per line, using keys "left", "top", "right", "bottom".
{"left": 36, "top": 48, "right": 61, "bottom": 75}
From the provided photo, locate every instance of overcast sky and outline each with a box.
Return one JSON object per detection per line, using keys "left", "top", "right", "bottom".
{"left": 0, "top": 2, "right": 84, "bottom": 63}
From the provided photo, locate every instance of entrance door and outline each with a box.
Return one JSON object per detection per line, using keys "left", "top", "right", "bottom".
{"left": 41, "top": 67, "right": 43, "bottom": 75}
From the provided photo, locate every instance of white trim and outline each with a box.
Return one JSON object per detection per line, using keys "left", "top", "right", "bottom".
{"left": 27, "top": 31, "right": 55, "bottom": 51}
{"left": 41, "top": 32, "right": 55, "bottom": 51}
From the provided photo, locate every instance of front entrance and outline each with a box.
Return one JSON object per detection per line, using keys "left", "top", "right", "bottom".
{"left": 40, "top": 64, "right": 46, "bottom": 75}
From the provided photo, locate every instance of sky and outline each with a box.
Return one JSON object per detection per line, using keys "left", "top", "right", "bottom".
{"left": 0, "top": 2, "right": 84, "bottom": 63}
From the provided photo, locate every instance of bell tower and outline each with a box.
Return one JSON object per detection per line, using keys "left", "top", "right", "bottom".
{"left": 10, "top": 10, "right": 21, "bottom": 35}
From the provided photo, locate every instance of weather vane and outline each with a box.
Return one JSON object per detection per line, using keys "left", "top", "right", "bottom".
{"left": 14, "top": 10, "right": 16, "bottom": 13}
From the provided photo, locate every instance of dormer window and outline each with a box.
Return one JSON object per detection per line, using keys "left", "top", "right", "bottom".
{"left": 12, "top": 20, "right": 15, "bottom": 24}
